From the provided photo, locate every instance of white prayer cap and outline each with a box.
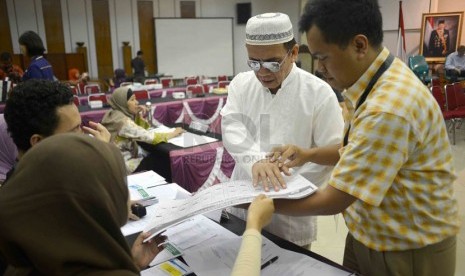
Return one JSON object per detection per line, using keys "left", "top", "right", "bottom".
{"left": 245, "top": 13, "right": 294, "bottom": 45}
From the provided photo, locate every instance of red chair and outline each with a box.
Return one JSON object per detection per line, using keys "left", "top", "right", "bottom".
{"left": 70, "top": 86, "right": 80, "bottom": 96}
{"left": 217, "top": 75, "right": 227, "bottom": 82}
{"left": 160, "top": 77, "right": 173, "bottom": 88}
{"left": 77, "top": 82, "right": 86, "bottom": 94}
{"left": 83, "top": 84, "right": 101, "bottom": 94}
{"left": 144, "top": 79, "right": 158, "bottom": 85}
{"left": 441, "top": 85, "right": 465, "bottom": 144}
{"left": 133, "top": 90, "right": 150, "bottom": 101}
{"left": 88, "top": 93, "right": 108, "bottom": 104}
{"left": 202, "top": 84, "right": 212, "bottom": 93}
{"left": 431, "top": 78, "right": 440, "bottom": 87}
{"left": 185, "top": 77, "right": 198, "bottom": 85}
{"left": 453, "top": 82, "right": 465, "bottom": 96}
{"left": 186, "top": 84, "right": 204, "bottom": 95}
{"left": 73, "top": 95, "right": 80, "bottom": 106}
{"left": 218, "top": 81, "right": 230, "bottom": 89}
{"left": 445, "top": 84, "right": 465, "bottom": 111}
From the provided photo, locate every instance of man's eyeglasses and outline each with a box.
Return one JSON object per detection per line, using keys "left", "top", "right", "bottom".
{"left": 247, "top": 49, "right": 292, "bottom": 73}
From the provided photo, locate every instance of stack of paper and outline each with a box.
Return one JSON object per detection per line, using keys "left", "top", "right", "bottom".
{"left": 127, "top": 171, "right": 167, "bottom": 201}
{"left": 143, "top": 174, "right": 318, "bottom": 240}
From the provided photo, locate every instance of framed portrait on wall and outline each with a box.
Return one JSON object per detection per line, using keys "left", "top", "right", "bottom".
{"left": 419, "top": 12, "right": 463, "bottom": 62}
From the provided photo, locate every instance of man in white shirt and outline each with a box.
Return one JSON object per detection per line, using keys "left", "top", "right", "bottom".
{"left": 220, "top": 12, "right": 344, "bottom": 246}
{"left": 445, "top": 45, "right": 465, "bottom": 82}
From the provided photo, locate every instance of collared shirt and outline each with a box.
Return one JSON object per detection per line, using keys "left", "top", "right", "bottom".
{"left": 22, "top": 56, "right": 54, "bottom": 81}
{"left": 221, "top": 63, "right": 344, "bottom": 245}
{"left": 445, "top": 51, "right": 465, "bottom": 70}
{"left": 329, "top": 48, "right": 460, "bottom": 251}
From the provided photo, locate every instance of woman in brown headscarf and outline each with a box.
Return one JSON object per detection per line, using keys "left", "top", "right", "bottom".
{"left": 0, "top": 133, "right": 162, "bottom": 275}
{"left": 101, "top": 86, "right": 183, "bottom": 173}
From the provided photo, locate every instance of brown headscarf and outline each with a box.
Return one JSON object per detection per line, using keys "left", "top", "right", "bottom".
{"left": 0, "top": 133, "right": 139, "bottom": 275}
{"left": 101, "top": 86, "right": 134, "bottom": 141}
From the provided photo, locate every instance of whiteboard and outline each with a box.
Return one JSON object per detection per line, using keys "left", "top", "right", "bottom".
{"left": 154, "top": 18, "right": 234, "bottom": 78}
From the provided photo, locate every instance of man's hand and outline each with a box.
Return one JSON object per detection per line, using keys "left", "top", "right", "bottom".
{"left": 252, "top": 159, "right": 286, "bottom": 192}
{"left": 268, "top": 144, "right": 308, "bottom": 175}
{"left": 131, "top": 232, "right": 166, "bottom": 270}
{"left": 246, "top": 194, "right": 275, "bottom": 231}
{"left": 82, "top": 121, "right": 111, "bottom": 143}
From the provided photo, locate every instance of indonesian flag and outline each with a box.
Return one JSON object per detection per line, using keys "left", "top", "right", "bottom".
{"left": 424, "top": 17, "right": 434, "bottom": 51}
{"left": 396, "top": 1, "right": 407, "bottom": 63}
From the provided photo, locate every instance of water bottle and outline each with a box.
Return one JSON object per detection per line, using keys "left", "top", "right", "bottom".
{"left": 145, "top": 101, "right": 153, "bottom": 127}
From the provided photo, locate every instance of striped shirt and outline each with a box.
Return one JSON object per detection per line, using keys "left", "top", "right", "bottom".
{"left": 329, "top": 48, "right": 460, "bottom": 251}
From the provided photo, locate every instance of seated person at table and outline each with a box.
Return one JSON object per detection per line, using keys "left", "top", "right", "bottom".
{"left": 445, "top": 45, "right": 465, "bottom": 82}
{"left": 3, "top": 79, "right": 110, "bottom": 182}
{"left": 68, "top": 67, "right": 89, "bottom": 86}
{"left": 0, "top": 134, "right": 164, "bottom": 274}
{"left": 0, "top": 133, "right": 277, "bottom": 275}
{"left": 0, "top": 52, "right": 23, "bottom": 84}
{"left": 109, "top": 68, "right": 128, "bottom": 92}
{"left": 101, "top": 86, "right": 184, "bottom": 173}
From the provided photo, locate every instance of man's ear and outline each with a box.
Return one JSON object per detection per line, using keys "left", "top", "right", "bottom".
{"left": 30, "top": 134, "right": 45, "bottom": 147}
{"left": 352, "top": 34, "right": 369, "bottom": 57}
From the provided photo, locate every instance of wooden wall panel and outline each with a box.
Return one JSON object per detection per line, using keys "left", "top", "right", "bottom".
{"left": 92, "top": 0, "right": 113, "bottom": 80}
{"left": 137, "top": 1, "right": 156, "bottom": 74}
{"left": 0, "top": 0, "right": 13, "bottom": 54}
{"left": 42, "top": 0, "right": 65, "bottom": 53}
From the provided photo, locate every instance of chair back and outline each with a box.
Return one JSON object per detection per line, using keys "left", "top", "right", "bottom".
{"left": 431, "top": 86, "right": 446, "bottom": 111}
{"left": 73, "top": 95, "right": 80, "bottom": 106}
{"left": 453, "top": 82, "right": 465, "bottom": 108}
{"left": 88, "top": 93, "right": 108, "bottom": 104}
{"left": 133, "top": 90, "right": 150, "bottom": 100}
{"left": 218, "top": 81, "right": 230, "bottom": 89}
{"left": 185, "top": 77, "right": 198, "bottom": 85}
{"left": 186, "top": 84, "right": 204, "bottom": 95}
{"left": 144, "top": 79, "right": 158, "bottom": 85}
{"left": 160, "top": 77, "right": 173, "bottom": 88}
{"left": 444, "top": 84, "right": 458, "bottom": 110}
{"left": 70, "top": 86, "right": 80, "bottom": 96}
{"left": 408, "top": 55, "right": 430, "bottom": 83}
{"left": 84, "top": 84, "right": 101, "bottom": 95}
{"left": 217, "top": 75, "right": 228, "bottom": 82}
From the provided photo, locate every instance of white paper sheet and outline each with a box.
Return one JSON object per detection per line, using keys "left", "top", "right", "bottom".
{"left": 168, "top": 132, "right": 218, "bottom": 147}
{"left": 183, "top": 235, "right": 352, "bottom": 276}
{"left": 143, "top": 174, "right": 318, "bottom": 239}
{"left": 121, "top": 184, "right": 190, "bottom": 236}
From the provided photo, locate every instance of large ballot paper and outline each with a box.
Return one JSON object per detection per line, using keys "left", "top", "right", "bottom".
{"left": 144, "top": 174, "right": 317, "bottom": 240}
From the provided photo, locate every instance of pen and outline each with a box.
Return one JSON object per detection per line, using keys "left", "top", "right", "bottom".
{"left": 260, "top": 256, "right": 278, "bottom": 270}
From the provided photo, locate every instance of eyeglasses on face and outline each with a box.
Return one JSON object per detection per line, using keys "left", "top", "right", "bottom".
{"left": 247, "top": 49, "right": 292, "bottom": 73}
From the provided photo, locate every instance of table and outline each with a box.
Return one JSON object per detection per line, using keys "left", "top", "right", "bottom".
{"left": 137, "top": 126, "right": 234, "bottom": 193}
{"left": 78, "top": 94, "right": 227, "bottom": 135}
{"left": 124, "top": 183, "right": 354, "bottom": 275}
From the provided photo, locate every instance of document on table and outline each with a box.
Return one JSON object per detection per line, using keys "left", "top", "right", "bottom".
{"left": 183, "top": 235, "right": 352, "bottom": 276}
{"left": 120, "top": 184, "right": 186, "bottom": 236}
{"left": 143, "top": 174, "right": 318, "bottom": 240}
{"left": 127, "top": 170, "right": 167, "bottom": 201}
{"left": 168, "top": 132, "right": 218, "bottom": 147}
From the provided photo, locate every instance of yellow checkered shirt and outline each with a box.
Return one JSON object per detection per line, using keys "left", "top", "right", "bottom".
{"left": 329, "top": 48, "right": 460, "bottom": 251}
